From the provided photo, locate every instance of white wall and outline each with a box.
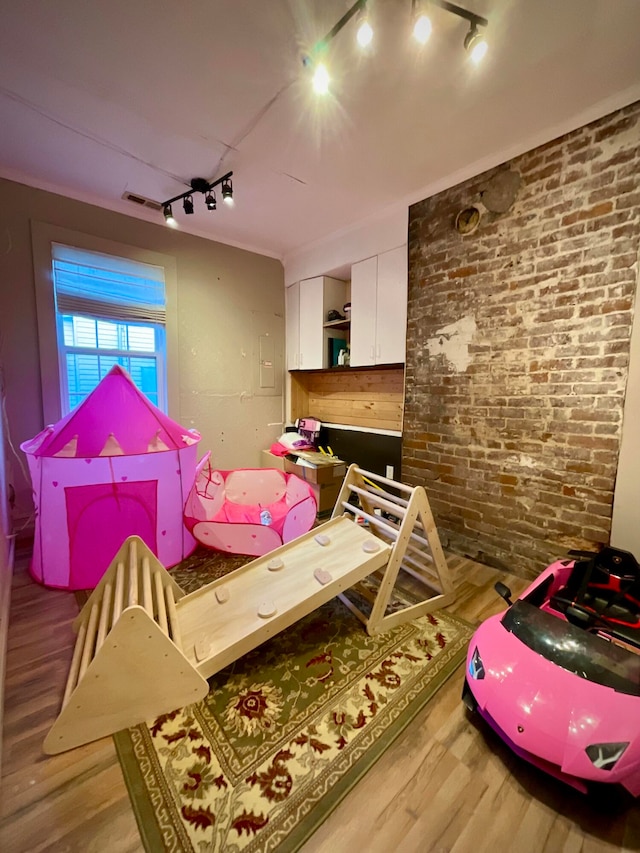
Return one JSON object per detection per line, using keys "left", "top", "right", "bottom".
{"left": 283, "top": 202, "right": 408, "bottom": 285}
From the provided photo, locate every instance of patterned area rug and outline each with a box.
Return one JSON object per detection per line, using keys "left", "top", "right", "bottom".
{"left": 114, "top": 548, "right": 472, "bottom": 853}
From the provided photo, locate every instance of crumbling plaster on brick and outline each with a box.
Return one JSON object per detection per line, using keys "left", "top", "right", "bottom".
{"left": 426, "top": 315, "right": 477, "bottom": 373}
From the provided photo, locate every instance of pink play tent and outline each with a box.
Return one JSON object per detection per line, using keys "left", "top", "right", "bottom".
{"left": 21, "top": 366, "right": 201, "bottom": 590}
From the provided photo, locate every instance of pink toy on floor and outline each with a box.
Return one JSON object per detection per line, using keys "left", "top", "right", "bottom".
{"left": 183, "top": 452, "right": 317, "bottom": 556}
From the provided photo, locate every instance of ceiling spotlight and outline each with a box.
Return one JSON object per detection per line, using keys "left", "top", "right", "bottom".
{"left": 163, "top": 204, "right": 176, "bottom": 225}
{"left": 356, "top": 15, "right": 373, "bottom": 48}
{"left": 413, "top": 12, "right": 432, "bottom": 44}
{"left": 205, "top": 191, "right": 216, "bottom": 211}
{"left": 464, "top": 24, "right": 488, "bottom": 63}
{"left": 221, "top": 178, "right": 233, "bottom": 205}
{"left": 183, "top": 194, "right": 194, "bottom": 214}
{"left": 312, "top": 61, "right": 330, "bottom": 94}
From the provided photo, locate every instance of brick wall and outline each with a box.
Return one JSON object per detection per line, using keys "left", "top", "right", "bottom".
{"left": 404, "top": 102, "right": 640, "bottom": 578}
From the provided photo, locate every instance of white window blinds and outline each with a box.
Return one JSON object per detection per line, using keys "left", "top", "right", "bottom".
{"left": 52, "top": 243, "right": 166, "bottom": 324}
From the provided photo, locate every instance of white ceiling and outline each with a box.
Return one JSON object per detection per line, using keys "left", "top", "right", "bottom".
{"left": 1, "top": 0, "right": 639, "bottom": 263}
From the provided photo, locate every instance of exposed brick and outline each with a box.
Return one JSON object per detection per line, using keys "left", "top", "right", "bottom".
{"left": 561, "top": 201, "right": 614, "bottom": 226}
{"left": 404, "top": 102, "right": 640, "bottom": 579}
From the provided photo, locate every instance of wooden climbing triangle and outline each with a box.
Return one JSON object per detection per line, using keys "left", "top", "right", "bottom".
{"left": 44, "top": 466, "right": 453, "bottom": 754}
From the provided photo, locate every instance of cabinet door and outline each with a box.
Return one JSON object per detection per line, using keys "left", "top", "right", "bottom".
{"left": 298, "top": 277, "right": 324, "bottom": 369}
{"left": 349, "top": 256, "right": 377, "bottom": 367}
{"left": 375, "top": 246, "right": 407, "bottom": 364}
{"left": 285, "top": 282, "right": 300, "bottom": 370}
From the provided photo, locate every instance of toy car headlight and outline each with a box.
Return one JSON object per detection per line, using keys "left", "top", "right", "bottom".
{"left": 585, "top": 742, "right": 629, "bottom": 771}
{"left": 468, "top": 647, "right": 485, "bottom": 680}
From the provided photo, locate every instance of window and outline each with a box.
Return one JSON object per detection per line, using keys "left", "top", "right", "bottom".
{"left": 32, "top": 222, "right": 178, "bottom": 425}
{"left": 52, "top": 244, "right": 167, "bottom": 413}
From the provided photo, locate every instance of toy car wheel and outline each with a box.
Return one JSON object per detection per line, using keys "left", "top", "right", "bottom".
{"left": 585, "top": 781, "right": 630, "bottom": 809}
{"left": 462, "top": 678, "right": 478, "bottom": 713}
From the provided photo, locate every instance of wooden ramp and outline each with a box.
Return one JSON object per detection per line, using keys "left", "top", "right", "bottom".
{"left": 44, "top": 466, "right": 452, "bottom": 754}
{"left": 176, "top": 514, "right": 391, "bottom": 679}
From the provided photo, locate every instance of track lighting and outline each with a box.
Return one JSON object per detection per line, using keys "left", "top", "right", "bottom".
{"left": 464, "top": 23, "right": 488, "bottom": 63}
{"left": 160, "top": 171, "right": 233, "bottom": 224}
{"left": 312, "top": 61, "right": 330, "bottom": 95}
{"left": 412, "top": 2, "right": 432, "bottom": 44}
{"left": 413, "top": 13, "right": 432, "bottom": 44}
{"left": 305, "top": 0, "right": 488, "bottom": 93}
{"left": 356, "top": 10, "right": 373, "bottom": 48}
{"left": 221, "top": 177, "right": 233, "bottom": 205}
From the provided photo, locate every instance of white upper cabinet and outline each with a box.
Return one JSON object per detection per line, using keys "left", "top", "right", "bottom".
{"left": 350, "top": 246, "right": 407, "bottom": 367}
{"left": 286, "top": 276, "right": 348, "bottom": 370}
{"left": 376, "top": 246, "right": 408, "bottom": 364}
{"left": 298, "top": 277, "right": 324, "bottom": 369}
{"left": 349, "top": 256, "right": 377, "bottom": 366}
{"left": 285, "top": 281, "right": 300, "bottom": 370}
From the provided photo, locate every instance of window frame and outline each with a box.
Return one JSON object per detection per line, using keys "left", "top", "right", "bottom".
{"left": 31, "top": 221, "right": 179, "bottom": 425}
{"left": 59, "top": 323, "right": 167, "bottom": 413}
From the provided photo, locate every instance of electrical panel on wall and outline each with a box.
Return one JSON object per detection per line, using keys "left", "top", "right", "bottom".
{"left": 251, "top": 311, "right": 283, "bottom": 397}
{"left": 259, "top": 335, "right": 275, "bottom": 389}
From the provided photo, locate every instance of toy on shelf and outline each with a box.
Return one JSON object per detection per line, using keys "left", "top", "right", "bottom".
{"left": 20, "top": 366, "right": 201, "bottom": 590}
{"left": 183, "top": 452, "right": 317, "bottom": 556}
{"left": 45, "top": 465, "right": 454, "bottom": 753}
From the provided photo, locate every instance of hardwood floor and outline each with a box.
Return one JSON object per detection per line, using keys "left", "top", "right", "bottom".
{"left": 1, "top": 551, "right": 639, "bottom": 852}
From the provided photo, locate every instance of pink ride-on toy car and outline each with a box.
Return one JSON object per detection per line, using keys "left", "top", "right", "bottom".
{"left": 463, "top": 546, "right": 640, "bottom": 797}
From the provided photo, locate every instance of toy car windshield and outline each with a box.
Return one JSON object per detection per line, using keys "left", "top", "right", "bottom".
{"left": 502, "top": 600, "right": 640, "bottom": 696}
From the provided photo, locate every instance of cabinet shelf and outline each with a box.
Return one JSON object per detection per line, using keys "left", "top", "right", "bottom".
{"left": 323, "top": 319, "right": 351, "bottom": 330}
{"left": 289, "top": 362, "right": 403, "bottom": 375}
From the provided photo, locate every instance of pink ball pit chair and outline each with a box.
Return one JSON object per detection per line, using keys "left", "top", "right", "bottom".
{"left": 184, "top": 453, "right": 317, "bottom": 557}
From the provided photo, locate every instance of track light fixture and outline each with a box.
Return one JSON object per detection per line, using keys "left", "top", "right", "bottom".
{"left": 183, "top": 194, "right": 194, "bottom": 215}
{"left": 304, "top": 0, "right": 488, "bottom": 93}
{"left": 163, "top": 204, "right": 175, "bottom": 225}
{"left": 312, "top": 61, "right": 330, "bottom": 94}
{"left": 221, "top": 177, "right": 234, "bottom": 205}
{"left": 412, "top": 5, "right": 432, "bottom": 45}
{"left": 356, "top": 9, "right": 373, "bottom": 48}
{"left": 464, "top": 22, "right": 488, "bottom": 63}
{"left": 160, "top": 171, "right": 233, "bottom": 224}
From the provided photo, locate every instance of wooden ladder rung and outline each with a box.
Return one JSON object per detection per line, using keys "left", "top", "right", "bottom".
{"left": 128, "top": 539, "right": 139, "bottom": 607}
{"left": 340, "top": 502, "right": 400, "bottom": 539}
{"left": 348, "top": 483, "right": 408, "bottom": 518}
{"left": 165, "top": 586, "right": 182, "bottom": 649}
{"left": 113, "top": 561, "right": 125, "bottom": 625}
{"left": 141, "top": 556, "right": 154, "bottom": 618}
{"left": 62, "top": 622, "right": 87, "bottom": 708}
{"left": 95, "top": 581, "right": 113, "bottom": 653}
{"left": 154, "top": 571, "right": 169, "bottom": 636}
{"left": 78, "top": 603, "right": 100, "bottom": 682}
{"left": 354, "top": 467, "right": 414, "bottom": 494}
{"left": 400, "top": 560, "right": 442, "bottom": 593}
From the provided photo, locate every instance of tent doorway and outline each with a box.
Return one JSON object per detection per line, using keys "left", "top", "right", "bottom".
{"left": 66, "top": 481, "right": 158, "bottom": 588}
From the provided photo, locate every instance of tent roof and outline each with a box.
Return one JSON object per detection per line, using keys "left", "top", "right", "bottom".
{"left": 22, "top": 366, "right": 200, "bottom": 458}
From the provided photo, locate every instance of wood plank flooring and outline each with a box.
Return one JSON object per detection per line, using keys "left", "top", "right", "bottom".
{"left": 2, "top": 551, "right": 640, "bottom": 852}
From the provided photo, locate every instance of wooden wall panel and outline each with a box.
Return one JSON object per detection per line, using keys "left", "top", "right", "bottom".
{"left": 290, "top": 367, "right": 404, "bottom": 431}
